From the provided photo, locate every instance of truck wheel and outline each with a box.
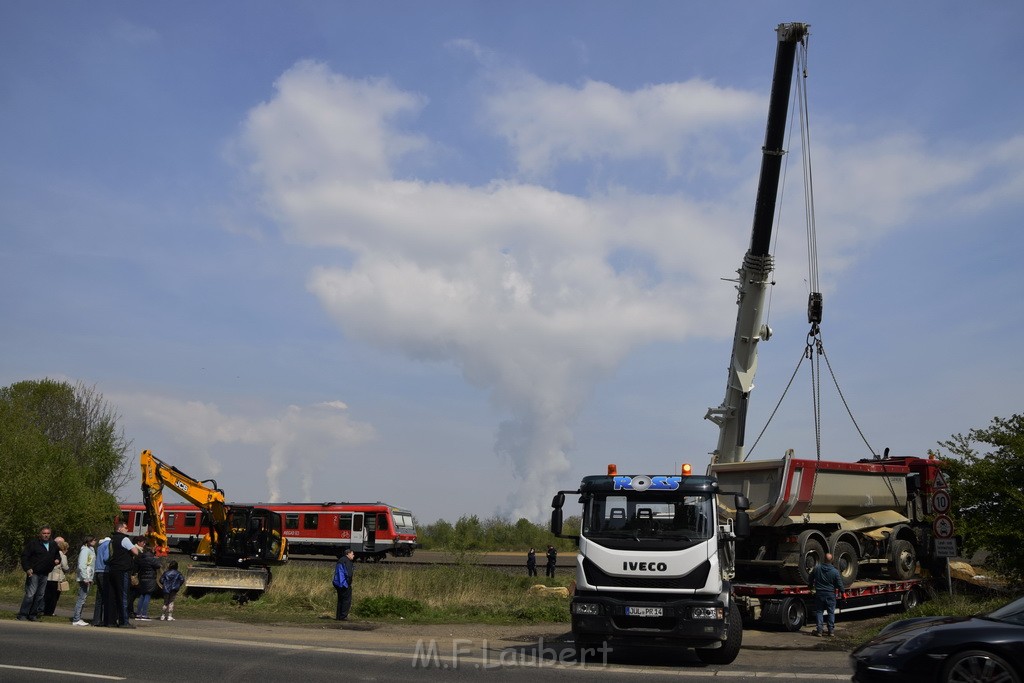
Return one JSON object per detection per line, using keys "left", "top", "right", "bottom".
{"left": 888, "top": 540, "right": 917, "bottom": 580}
{"left": 833, "top": 541, "right": 859, "bottom": 586}
{"left": 779, "top": 596, "right": 806, "bottom": 632}
{"left": 798, "top": 538, "right": 824, "bottom": 585}
{"left": 778, "top": 537, "right": 824, "bottom": 585}
{"left": 696, "top": 605, "right": 743, "bottom": 665}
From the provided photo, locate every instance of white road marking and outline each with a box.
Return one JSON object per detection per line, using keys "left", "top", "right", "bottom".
{"left": 0, "top": 664, "right": 126, "bottom": 680}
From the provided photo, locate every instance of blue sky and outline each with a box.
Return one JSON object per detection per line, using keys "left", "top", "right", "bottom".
{"left": 2, "top": 3, "right": 1022, "bottom": 524}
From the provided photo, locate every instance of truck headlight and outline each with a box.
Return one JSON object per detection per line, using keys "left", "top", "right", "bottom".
{"left": 572, "top": 602, "right": 600, "bottom": 615}
{"left": 691, "top": 607, "right": 724, "bottom": 620}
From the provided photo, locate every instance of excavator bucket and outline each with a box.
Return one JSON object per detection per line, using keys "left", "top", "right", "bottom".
{"left": 185, "top": 566, "right": 270, "bottom": 592}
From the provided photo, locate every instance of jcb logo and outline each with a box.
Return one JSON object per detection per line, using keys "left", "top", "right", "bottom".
{"left": 175, "top": 481, "right": 189, "bottom": 493}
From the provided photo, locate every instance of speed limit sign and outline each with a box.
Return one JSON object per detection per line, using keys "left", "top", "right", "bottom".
{"left": 932, "top": 490, "right": 951, "bottom": 515}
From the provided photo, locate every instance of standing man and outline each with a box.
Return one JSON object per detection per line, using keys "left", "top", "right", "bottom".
{"left": 526, "top": 548, "right": 537, "bottom": 577}
{"left": 17, "top": 525, "right": 60, "bottom": 621}
{"left": 545, "top": 545, "right": 558, "bottom": 578}
{"left": 809, "top": 553, "right": 844, "bottom": 637}
{"left": 333, "top": 547, "right": 355, "bottom": 621}
{"left": 107, "top": 521, "right": 141, "bottom": 628}
{"left": 92, "top": 536, "right": 111, "bottom": 626}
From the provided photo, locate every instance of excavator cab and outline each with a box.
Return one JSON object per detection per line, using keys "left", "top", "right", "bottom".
{"left": 211, "top": 507, "right": 287, "bottom": 567}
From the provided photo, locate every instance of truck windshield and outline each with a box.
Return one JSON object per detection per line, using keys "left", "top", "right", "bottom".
{"left": 582, "top": 493, "right": 714, "bottom": 541}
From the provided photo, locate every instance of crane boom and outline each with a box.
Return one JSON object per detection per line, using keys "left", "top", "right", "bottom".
{"left": 705, "top": 22, "right": 809, "bottom": 466}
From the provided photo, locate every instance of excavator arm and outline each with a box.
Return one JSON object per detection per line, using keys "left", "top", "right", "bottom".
{"left": 140, "top": 449, "right": 227, "bottom": 558}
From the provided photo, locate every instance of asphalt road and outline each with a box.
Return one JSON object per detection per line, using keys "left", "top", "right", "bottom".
{"left": 0, "top": 617, "right": 853, "bottom": 682}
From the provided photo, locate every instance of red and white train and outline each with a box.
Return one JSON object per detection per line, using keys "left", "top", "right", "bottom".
{"left": 119, "top": 501, "right": 418, "bottom": 561}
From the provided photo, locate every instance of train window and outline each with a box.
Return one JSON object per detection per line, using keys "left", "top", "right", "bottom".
{"left": 167, "top": 513, "right": 176, "bottom": 528}
{"left": 377, "top": 513, "right": 389, "bottom": 531}
{"left": 286, "top": 514, "right": 299, "bottom": 530}
{"left": 185, "top": 512, "right": 197, "bottom": 527}
{"left": 303, "top": 514, "right": 318, "bottom": 530}
{"left": 338, "top": 514, "right": 351, "bottom": 531}
{"left": 352, "top": 515, "right": 363, "bottom": 532}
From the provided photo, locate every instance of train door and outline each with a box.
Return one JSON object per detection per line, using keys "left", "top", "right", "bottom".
{"left": 339, "top": 512, "right": 365, "bottom": 551}
{"left": 364, "top": 513, "right": 377, "bottom": 552}
{"left": 133, "top": 509, "right": 150, "bottom": 536}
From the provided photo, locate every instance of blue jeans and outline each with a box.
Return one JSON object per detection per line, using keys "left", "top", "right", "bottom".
{"left": 72, "top": 580, "right": 91, "bottom": 621}
{"left": 137, "top": 591, "right": 152, "bottom": 617}
{"left": 18, "top": 573, "right": 48, "bottom": 618}
{"left": 814, "top": 591, "right": 837, "bottom": 633}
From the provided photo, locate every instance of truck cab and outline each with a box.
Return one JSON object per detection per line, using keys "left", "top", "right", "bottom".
{"left": 551, "top": 465, "right": 750, "bottom": 664}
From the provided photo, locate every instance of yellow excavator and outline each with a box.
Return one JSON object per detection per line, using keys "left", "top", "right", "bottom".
{"left": 140, "top": 449, "right": 288, "bottom": 594}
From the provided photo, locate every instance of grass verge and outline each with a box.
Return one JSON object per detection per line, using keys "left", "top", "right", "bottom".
{"left": 0, "top": 561, "right": 573, "bottom": 625}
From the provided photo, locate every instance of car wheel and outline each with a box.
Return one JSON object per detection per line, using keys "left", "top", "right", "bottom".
{"left": 942, "top": 649, "right": 1021, "bottom": 683}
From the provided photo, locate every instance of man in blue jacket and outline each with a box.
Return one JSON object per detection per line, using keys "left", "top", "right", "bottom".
{"left": 17, "top": 525, "right": 60, "bottom": 621}
{"left": 809, "top": 553, "right": 844, "bottom": 636}
{"left": 333, "top": 547, "right": 355, "bottom": 621}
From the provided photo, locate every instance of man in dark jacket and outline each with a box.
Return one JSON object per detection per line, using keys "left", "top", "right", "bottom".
{"left": 17, "top": 525, "right": 60, "bottom": 621}
{"left": 809, "top": 553, "right": 844, "bottom": 636}
{"left": 333, "top": 548, "right": 355, "bottom": 621}
{"left": 107, "top": 522, "right": 140, "bottom": 628}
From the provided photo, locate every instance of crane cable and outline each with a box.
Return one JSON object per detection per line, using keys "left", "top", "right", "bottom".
{"left": 749, "top": 35, "right": 878, "bottom": 462}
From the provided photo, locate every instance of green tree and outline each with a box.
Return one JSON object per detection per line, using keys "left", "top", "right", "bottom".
{"left": 0, "top": 379, "right": 130, "bottom": 567}
{"left": 935, "top": 414, "right": 1024, "bottom": 588}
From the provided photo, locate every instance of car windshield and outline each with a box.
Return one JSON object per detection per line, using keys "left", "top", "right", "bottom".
{"left": 986, "top": 596, "right": 1024, "bottom": 625}
{"left": 582, "top": 492, "right": 713, "bottom": 541}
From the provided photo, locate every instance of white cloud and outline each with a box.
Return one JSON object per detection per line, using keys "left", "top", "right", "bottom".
{"left": 482, "top": 71, "right": 763, "bottom": 177}
{"left": 232, "top": 59, "right": 1023, "bottom": 520}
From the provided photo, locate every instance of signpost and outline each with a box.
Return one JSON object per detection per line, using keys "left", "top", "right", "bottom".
{"left": 931, "top": 485, "right": 956, "bottom": 596}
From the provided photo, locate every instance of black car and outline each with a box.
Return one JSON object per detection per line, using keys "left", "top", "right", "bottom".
{"left": 850, "top": 595, "right": 1024, "bottom": 682}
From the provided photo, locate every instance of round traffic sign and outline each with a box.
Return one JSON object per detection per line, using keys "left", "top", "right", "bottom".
{"left": 933, "top": 514, "right": 954, "bottom": 539}
{"left": 932, "top": 490, "right": 951, "bottom": 514}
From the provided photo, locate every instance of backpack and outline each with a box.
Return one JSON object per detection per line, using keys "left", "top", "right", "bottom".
{"left": 162, "top": 570, "right": 185, "bottom": 593}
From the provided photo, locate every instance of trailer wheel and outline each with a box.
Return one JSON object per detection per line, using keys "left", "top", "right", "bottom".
{"left": 833, "top": 541, "right": 859, "bottom": 587}
{"left": 779, "top": 596, "right": 807, "bottom": 632}
{"left": 888, "top": 540, "right": 917, "bottom": 580}
{"left": 696, "top": 604, "right": 743, "bottom": 665}
{"left": 899, "top": 587, "right": 919, "bottom": 612}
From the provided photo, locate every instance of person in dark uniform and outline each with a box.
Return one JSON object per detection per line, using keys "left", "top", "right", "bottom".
{"left": 545, "top": 545, "right": 558, "bottom": 578}
{"left": 527, "top": 548, "right": 537, "bottom": 577}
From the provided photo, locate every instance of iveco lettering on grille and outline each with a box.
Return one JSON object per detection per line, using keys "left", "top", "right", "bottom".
{"left": 612, "top": 475, "right": 681, "bottom": 491}
{"left": 623, "top": 561, "right": 669, "bottom": 572}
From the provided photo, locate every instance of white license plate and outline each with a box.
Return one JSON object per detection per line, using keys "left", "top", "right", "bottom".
{"left": 625, "top": 606, "right": 663, "bottom": 617}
